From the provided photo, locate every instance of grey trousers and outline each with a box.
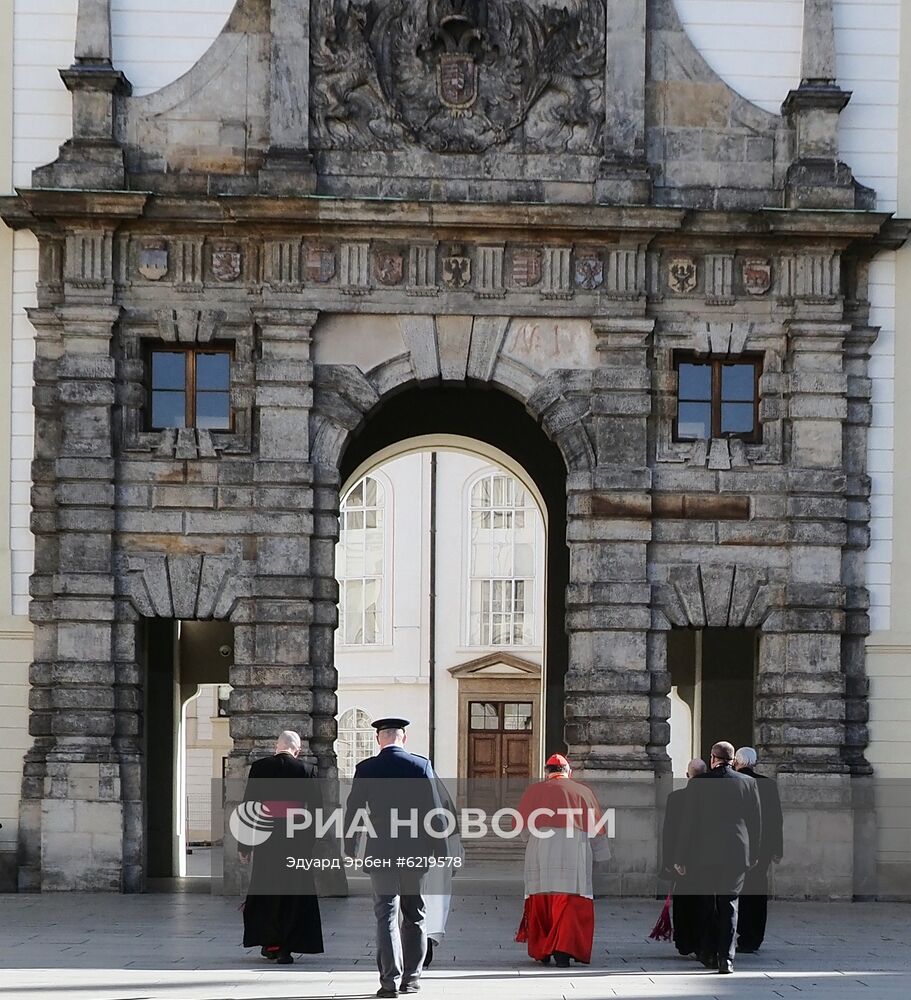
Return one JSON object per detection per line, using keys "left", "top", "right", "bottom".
{"left": 371, "top": 872, "right": 427, "bottom": 990}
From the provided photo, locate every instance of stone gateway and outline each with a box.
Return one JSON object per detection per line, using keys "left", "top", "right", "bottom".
{"left": 0, "top": 0, "right": 907, "bottom": 898}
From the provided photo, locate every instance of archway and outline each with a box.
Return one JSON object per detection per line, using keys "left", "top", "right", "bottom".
{"left": 336, "top": 386, "right": 570, "bottom": 759}
{"left": 336, "top": 435, "right": 549, "bottom": 780}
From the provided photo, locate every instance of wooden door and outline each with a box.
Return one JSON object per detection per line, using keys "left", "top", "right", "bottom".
{"left": 468, "top": 731, "right": 501, "bottom": 780}
{"left": 467, "top": 700, "right": 534, "bottom": 780}
{"left": 502, "top": 732, "right": 531, "bottom": 780}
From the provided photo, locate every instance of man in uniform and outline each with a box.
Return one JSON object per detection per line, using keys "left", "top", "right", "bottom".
{"left": 734, "top": 746, "right": 783, "bottom": 952}
{"left": 344, "top": 717, "right": 441, "bottom": 998}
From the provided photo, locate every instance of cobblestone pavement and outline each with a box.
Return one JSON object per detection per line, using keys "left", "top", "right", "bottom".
{"left": 0, "top": 891, "right": 909, "bottom": 999}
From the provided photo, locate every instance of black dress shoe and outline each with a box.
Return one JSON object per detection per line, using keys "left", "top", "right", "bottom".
{"left": 737, "top": 945, "right": 757, "bottom": 954}
{"left": 718, "top": 959, "right": 734, "bottom": 974}
{"left": 275, "top": 951, "right": 293, "bottom": 965}
{"left": 540, "top": 955, "right": 552, "bottom": 966}
{"left": 553, "top": 951, "right": 571, "bottom": 968}
{"left": 260, "top": 946, "right": 277, "bottom": 960}
{"left": 376, "top": 989, "right": 398, "bottom": 998}
{"left": 699, "top": 952, "right": 717, "bottom": 969}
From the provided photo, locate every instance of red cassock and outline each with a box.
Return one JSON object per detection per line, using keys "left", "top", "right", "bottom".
{"left": 513, "top": 774, "right": 608, "bottom": 964}
{"left": 516, "top": 894, "right": 595, "bottom": 964}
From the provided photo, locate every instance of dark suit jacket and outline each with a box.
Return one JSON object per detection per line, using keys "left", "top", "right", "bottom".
{"left": 741, "top": 767, "right": 783, "bottom": 862}
{"left": 661, "top": 787, "right": 688, "bottom": 875}
{"left": 343, "top": 745, "right": 441, "bottom": 862}
{"left": 674, "top": 764, "right": 762, "bottom": 874}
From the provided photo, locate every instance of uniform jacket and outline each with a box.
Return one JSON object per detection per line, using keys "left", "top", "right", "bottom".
{"left": 343, "top": 745, "right": 442, "bottom": 862}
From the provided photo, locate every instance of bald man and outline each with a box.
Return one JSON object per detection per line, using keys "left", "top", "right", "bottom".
{"left": 661, "top": 759, "right": 707, "bottom": 956}
{"left": 239, "top": 731, "right": 324, "bottom": 963}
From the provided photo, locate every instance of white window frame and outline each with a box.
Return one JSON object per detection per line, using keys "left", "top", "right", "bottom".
{"left": 336, "top": 473, "right": 389, "bottom": 647}
{"left": 464, "top": 469, "right": 538, "bottom": 647}
{"left": 336, "top": 707, "right": 376, "bottom": 780}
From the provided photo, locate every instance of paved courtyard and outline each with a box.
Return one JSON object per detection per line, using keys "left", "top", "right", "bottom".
{"left": 0, "top": 891, "right": 909, "bottom": 1000}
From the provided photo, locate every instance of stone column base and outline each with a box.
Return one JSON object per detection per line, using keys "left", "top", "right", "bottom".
{"left": 19, "top": 758, "right": 126, "bottom": 891}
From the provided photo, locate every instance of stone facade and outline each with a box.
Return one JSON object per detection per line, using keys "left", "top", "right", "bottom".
{"left": 0, "top": 0, "right": 908, "bottom": 896}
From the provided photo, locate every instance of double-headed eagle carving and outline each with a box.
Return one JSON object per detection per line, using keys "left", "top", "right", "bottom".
{"left": 311, "top": 0, "right": 606, "bottom": 153}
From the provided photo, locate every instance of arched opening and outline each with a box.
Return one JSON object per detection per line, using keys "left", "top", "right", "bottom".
{"left": 336, "top": 385, "right": 570, "bottom": 762}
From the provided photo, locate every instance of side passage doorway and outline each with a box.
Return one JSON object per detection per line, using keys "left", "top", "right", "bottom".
{"left": 667, "top": 627, "right": 757, "bottom": 775}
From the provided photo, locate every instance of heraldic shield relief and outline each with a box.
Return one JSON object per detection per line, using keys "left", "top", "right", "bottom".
{"left": 311, "top": 0, "right": 606, "bottom": 153}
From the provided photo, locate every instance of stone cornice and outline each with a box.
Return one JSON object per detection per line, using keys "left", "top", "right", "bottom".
{"left": 0, "top": 190, "right": 901, "bottom": 247}
{"left": 6, "top": 189, "right": 149, "bottom": 224}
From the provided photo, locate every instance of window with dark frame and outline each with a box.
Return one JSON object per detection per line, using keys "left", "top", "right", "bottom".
{"left": 148, "top": 345, "right": 232, "bottom": 431}
{"left": 674, "top": 353, "right": 762, "bottom": 443}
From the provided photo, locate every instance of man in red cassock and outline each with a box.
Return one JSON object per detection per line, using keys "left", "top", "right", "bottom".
{"left": 515, "top": 753, "right": 611, "bottom": 967}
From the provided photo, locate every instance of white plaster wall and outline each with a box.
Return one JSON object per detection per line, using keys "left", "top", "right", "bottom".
{"left": 110, "top": 0, "right": 235, "bottom": 97}
{"left": 867, "top": 253, "right": 896, "bottom": 633}
{"left": 335, "top": 453, "right": 430, "bottom": 757}
{"left": 835, "top": 0, "right": 900, "bottom": 212}
{"left": 674, "top": 1, "right": 803, "bottom": 114}
{"left": 9, "top": 231, "right": 35, "bottom": 618}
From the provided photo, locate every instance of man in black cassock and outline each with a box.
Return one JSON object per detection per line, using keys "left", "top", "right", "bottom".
{"left": 674, "top": 740, "right": 762, "bottom": 975}
{"left": 660, "top": 758, "right": 706, "bottom": 956}
{"left": 239, "top": 730, "right": 324, "bottom": 964}
{"left": 734, "top": 746, "right": 783, "bottom": 952}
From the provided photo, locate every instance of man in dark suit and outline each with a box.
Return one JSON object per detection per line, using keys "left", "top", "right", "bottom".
{"left": 661, "top": 758, "right": 707, "bottom": 956}
{"left": 344, "top": 717, "right": 441, "bottom": 999}
{"left": 734, "top": 746, "right": 783, "bottom": 952}
{"left": 674, "top": 740, "right": 761, "bottom": 974}
{"left": 238, "top": 731, "right": 324, "bottom": 964}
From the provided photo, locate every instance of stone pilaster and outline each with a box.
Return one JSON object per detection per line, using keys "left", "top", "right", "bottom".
{"left": 258, "top": 0, "right": 317, "bottom": 193}
{"left": 596, "top": 0, "right": 651, "bottom": 205}
{"left": 565, "top": 318, "right": 656, "bottom": 894}
{"left": 759, "top": 318, "right": 854, "bottom": 898}
{"left": 228, "top": 309, "right": 318, "bottom": 756}
{"left": 20, "top": 299, "right": 123, "bottom": 890}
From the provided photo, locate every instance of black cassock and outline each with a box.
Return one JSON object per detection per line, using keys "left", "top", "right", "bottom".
{"left": 241, "top": 753, "right": 324, "bottom": 954}
{"left": 661, "top": 786, "right": 702, "bottom": 956}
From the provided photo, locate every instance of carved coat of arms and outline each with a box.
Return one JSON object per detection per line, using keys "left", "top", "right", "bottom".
{"left": 512, "top": 248, "right": 542, "bottom": 288}
{"left": 306, "top": 246, "right": 336, "bottom": 283}
{"left": 439, "top": 52, "right": 478, "bottom": 110}
{"left": 138, "top": 240, "right": 168, "bottom": 281}
{"left": 668, "top": 257, "right": 698, "bottom": 294}
{"left": 742, "top": 258, "right": 772, "bottom": 296}
{"left": 373, "top": 249, "right": 405, "bottom": 286}
{"left": 212, "top": 244, "right": 242, "bottom": 283}
{"left": 442, "top": 249, "right": 472, "bottom": 289}
{"left": 311, "top": 0, "right": 606, "bottom": 154}
{"left": 574, "top": 252, "right": 604, "bottom": 291}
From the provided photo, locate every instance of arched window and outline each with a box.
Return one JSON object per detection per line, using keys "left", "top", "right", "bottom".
{"left": 467, "top": 472, "right": 537, "bottom": 646}
{"left": 336, "top": 707, "right": 375, "bottom": 780}
{"left": 337, "top": 475, "right": 385, "bottom": 645}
